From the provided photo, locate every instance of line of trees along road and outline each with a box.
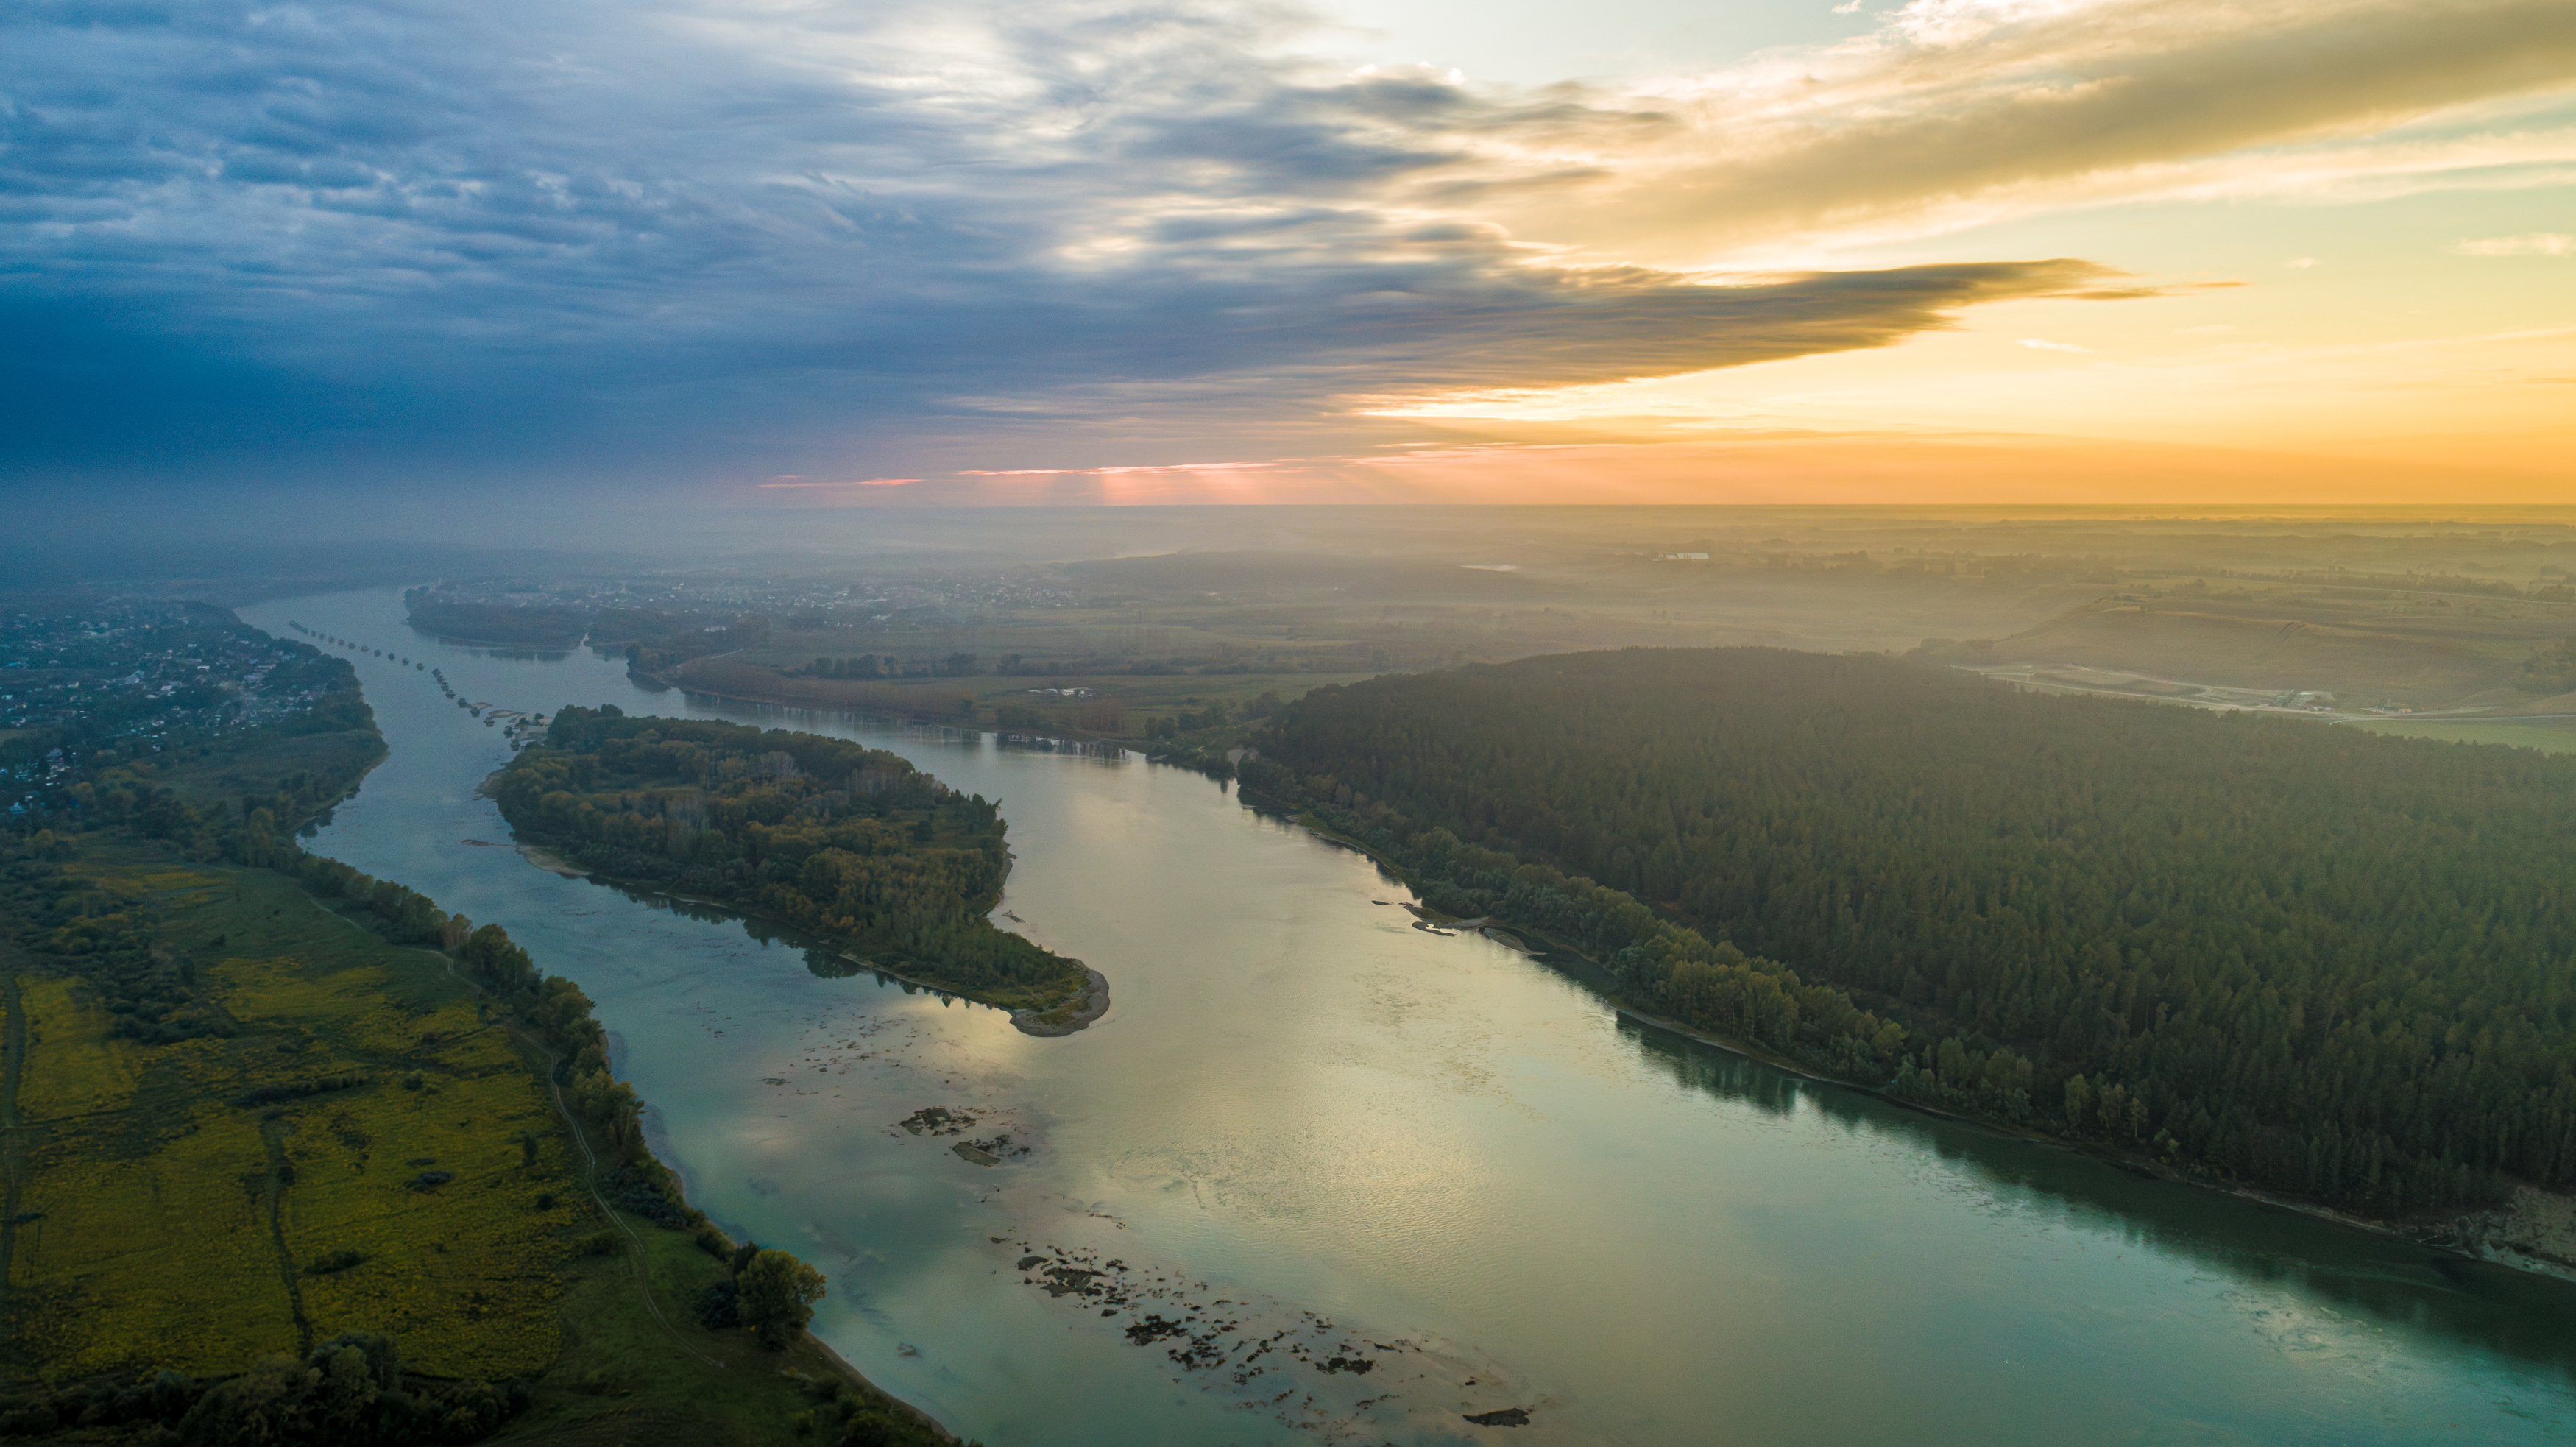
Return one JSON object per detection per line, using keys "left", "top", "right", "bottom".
{"left": 1247, "top": 647, "right": 2576, "bottom": 1214}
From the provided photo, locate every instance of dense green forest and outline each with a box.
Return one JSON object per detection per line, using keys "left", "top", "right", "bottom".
{"left": 1246, "top": 648, "right": 2576, "bottom": 1214}
{"left": 495, "top": 708, "right": 1086, "bottom": 1011}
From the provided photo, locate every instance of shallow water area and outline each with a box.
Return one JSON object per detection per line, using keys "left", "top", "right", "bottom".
{"left": 244, "top": 590, "right": 2576, "bottom": 1446}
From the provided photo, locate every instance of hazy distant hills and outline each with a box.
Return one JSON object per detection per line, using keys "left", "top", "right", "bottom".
{"left": 1064, "top": 549, "right": 1538, "bottom": 601}
{"left": 379, "top": 521, "right": 2576, "bottom": 723}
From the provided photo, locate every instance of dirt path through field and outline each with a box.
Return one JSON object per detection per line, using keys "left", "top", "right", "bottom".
{"left": 258, "top": 1115, "right": 316, "bottom": 1353}
{"left": 0, "top": 974, "right": 28, "bottom": 1326}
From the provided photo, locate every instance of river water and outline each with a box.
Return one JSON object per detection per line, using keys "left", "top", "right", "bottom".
{"left": 240, "top": 590, "right": 2576, "bottom": 1446}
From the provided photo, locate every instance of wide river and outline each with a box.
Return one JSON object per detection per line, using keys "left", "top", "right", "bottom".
{"left": 243, "top": 590, "right": 2576, "bottom": 1446}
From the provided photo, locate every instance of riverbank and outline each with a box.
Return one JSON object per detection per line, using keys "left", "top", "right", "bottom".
{"left": 488, "top": 810, "right": 1108, "bottom": 1036}
{"left": 1606, "top": 984, "right": 2576, "bottom": 1284}
{"left": 1296, "top": 807, "right": 2576, "bottom": 1287}
{"left": 638, "top": 668, "right": 1303, "bottom": 808}
{"left": 1010, "top": 967, "right": 1111, "bottom": 1036}
{"left": 385, "top": 891, "right": 962, "bottom": 1442}
{"left": 640, "top": 667, "right": 1229, "bottom": 767}
{"left": 637, "top": 668, "right": 1110, "bottom": 743}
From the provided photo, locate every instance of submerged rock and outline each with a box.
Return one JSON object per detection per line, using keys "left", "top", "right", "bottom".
{"left": 1041, "top": 1266, "right": 1103, "bottom": 1296}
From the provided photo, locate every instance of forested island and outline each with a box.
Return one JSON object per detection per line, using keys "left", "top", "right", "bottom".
{"left": 1246, "top": 647, "right": 2576, "bottom": 1217}
{"left": 400, "top": 587, "right": 587, "bottom": 648}
{"left": 493, "top": 708, "right": 1097, "bottom": 1024}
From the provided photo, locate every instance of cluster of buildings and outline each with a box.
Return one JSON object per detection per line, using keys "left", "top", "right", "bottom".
{"left": 1, "top": 606, "right": 336, "bottom": 819}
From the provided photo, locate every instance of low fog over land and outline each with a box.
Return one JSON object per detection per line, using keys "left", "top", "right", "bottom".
{"left": 20, "top": 506, "right": 2575, "bottom": 754}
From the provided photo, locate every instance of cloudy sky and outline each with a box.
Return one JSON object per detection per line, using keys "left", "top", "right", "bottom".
{"left": 5, "top": 0, "right": 2571, "bottom": 514}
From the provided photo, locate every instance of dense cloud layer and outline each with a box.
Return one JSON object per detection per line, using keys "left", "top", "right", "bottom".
{"left": 1563, "top": 0, "right": 2576, "bottom": 252}
{"left": 1, "top": 0, "right": 2563, "bottom": 486}
{"left": 0, "top": 1, "right": 2110, "bottom": 481}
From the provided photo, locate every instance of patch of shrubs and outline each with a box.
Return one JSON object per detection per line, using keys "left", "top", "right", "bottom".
{"left": 404, "top": 1170, "right": 455, "bottom": 1191}
{"left": 787, "top": 1373, "right": 933, "bottom": 1447}
{"left": 598, "top": 1164, "right": 687, "bottom": 1226}
{"left": 110, "top": 1011, "right": 229, "bottom": 1047}
{"left": 1, "top": 860, "right": 231, "bottom": 1051}
{"left": 236, "top": 1073, "right": 366, "bottom": 1109}
{"left": 687, "top": 1237, "right": 828, "bottom": 1351}
{"left": 693, "top": 1279, "right": 740, "bottom": 1330}
{"left": 302, "top": 1250, "right": 367, "bottom": 1277}
{"left": 0, "top": 1368, "right": 192, "bottom": 1438}
{"left": 0, "top": 1331, "right": 528, "bottom": 1443}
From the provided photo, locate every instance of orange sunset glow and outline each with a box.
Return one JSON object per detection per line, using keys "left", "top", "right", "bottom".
{"left": 9, "top": 0, "right": 2566, "bottom": 507}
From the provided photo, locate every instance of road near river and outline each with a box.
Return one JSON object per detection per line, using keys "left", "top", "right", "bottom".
{"left": 243, "top": 590, "right": 2576, "bottom": 1447}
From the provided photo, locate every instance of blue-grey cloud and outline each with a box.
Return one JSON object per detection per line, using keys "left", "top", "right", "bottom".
{"left": 1, "top": 0, "right": 2136, "bottom": 489}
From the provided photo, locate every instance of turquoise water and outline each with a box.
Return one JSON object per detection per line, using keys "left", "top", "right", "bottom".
{"left": 242, "top": 590, "right": 2576, "bottom": 1446}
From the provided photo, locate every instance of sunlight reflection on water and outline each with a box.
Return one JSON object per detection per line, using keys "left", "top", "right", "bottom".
{"left": 244, "top": 589, "right": 2576, "bottom": 1447}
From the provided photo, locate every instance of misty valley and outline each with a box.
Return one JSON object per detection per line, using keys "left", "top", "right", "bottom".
{"left": 3, "top": 508, "right": 2575, "bottom": 1445}
{"left": 10, "top": 0, "right": 2575, "bottom": 1431}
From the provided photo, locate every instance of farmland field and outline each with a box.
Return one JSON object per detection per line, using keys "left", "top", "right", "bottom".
{"left": 1, "top": 848, "right": 573, "bottom": 1381}
{"left": 0, "top": 839, "right": 949, "bottom": 1443}
{"left": 2343, "top": 718, "right": 2576, "bottom": 752}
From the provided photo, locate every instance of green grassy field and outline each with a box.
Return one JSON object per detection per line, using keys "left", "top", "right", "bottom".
{"left": 144, "top": 730, "right": 388, "bottom": 816}
{"left": 1964, "top": 597, "right": 2528, "bottom": 707}
{"left": 0, "top": 843, "right": 952, "bottom": 1443}
{"left": 2, "top": 849, "right": 569, "bottom": 1382}
{"left": 502, "top": 1222, "right": 907, "bottom": 1446}
{"left": 1933, "top": 579, "right": 2576, "bottom": 712}
{"left": 2343, "top": 718, "right": 2576, "bottom": 753}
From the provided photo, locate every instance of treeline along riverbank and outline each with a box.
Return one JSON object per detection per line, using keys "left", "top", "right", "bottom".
{"left": 1245, "top": 647, "right": 2576, "bottom": 1219}
{"left": 492, "top": 707, "right": 1092, "bottom": 1016}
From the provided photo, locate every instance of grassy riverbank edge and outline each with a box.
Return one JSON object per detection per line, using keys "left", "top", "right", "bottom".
{"left": 342, "top": 892, "right": 960, "bottom": 1445}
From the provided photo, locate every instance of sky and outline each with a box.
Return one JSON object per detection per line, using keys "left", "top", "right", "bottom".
{"left": 4, "top": 0, "right": 2571, "bottom": 521}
